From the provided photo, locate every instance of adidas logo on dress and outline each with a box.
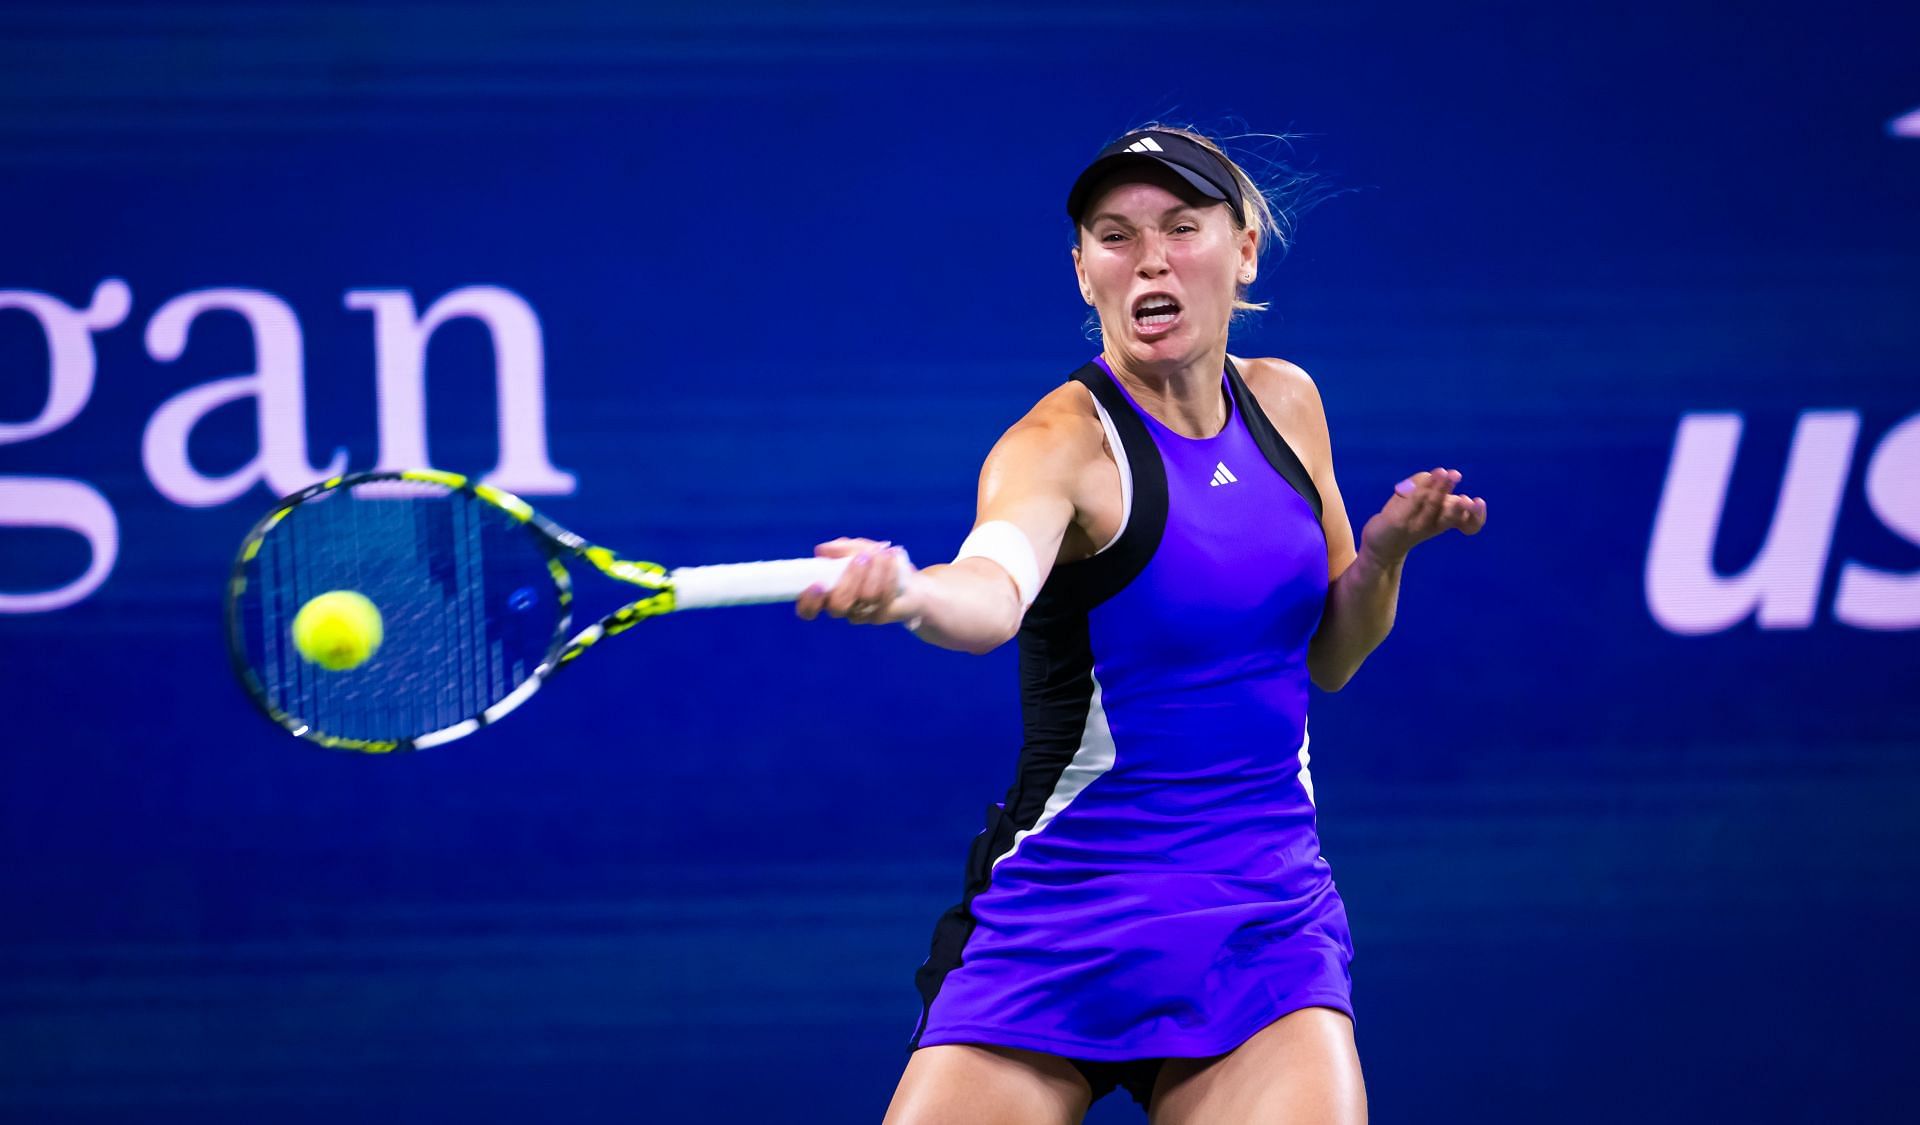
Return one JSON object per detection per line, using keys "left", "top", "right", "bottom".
{"left": 1210, "top": 462, "right": 1238, "bottom": 487}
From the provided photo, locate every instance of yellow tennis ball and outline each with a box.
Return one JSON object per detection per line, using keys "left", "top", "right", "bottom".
{"left": 291, "top": 590, "right": 384, "bottom": 672}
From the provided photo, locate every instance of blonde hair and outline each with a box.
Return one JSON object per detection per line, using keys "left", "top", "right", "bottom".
{"left": 1080, "top": 122, "right": 1320, "bottom": 319}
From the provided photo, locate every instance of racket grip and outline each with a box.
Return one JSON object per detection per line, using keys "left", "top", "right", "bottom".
{"left": 670, "top": 551, "right": 911, "bottom": 610}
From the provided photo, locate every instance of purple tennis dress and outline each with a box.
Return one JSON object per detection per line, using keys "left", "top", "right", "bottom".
{"left": 909, "top": 355, "right": 1353, "bottom": 1071}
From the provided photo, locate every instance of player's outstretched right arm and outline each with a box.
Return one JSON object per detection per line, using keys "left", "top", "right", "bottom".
{"left": 796, "top": 389, "right": 1100, "bottom": 654}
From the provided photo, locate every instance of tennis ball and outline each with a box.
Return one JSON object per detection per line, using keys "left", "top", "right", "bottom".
{"left": 291, "top": 590, "right": 384, "bottom": 672}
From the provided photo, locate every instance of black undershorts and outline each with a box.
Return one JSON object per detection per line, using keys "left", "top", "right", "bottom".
{"left": 1069, "top": 1057, "right": 1165, "bottom": 1109}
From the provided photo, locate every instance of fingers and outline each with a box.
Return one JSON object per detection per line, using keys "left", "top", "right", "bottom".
{"left": 799, "top": 537, "right": 879, "bottom": 620}
{"left": 825, "top": 545, "right": 893, "bottom": 618}
{"left": 1427, "top": 468, "right": 1487, "bottom": 535}
{"left": 1450, "top": 493, "right": 1488, "bottom": 534}
{"left": 1397, "top": 468, "right": 1458, "bottom": 499}
{"left": 1391, "top": 467, "right": 1487, "bottom": 538}
{"left": 1395, "top": 467, "right": 1457, "bottom": 499}
{"left": 798, "top": 539, "right": 908, "bottom": 624}
{"left": 795, "top": 581, "right": 827, "bottom": 620}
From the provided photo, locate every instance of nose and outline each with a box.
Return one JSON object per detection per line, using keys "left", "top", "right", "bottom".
{"left": 1135, "top": 232, "right": 1170, "bottom": 278}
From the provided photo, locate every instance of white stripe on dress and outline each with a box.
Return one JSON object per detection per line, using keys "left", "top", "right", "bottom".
{"left": 1089, "top": 393, "right": 1133, "bottom": 556}
{"left": 1296, "top": 718, "right": 1316, "bottom": 806}
{"left": 991, "top": 674, "right": 1117, "bottom": 872}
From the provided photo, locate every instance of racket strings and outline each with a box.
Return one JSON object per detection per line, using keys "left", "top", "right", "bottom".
{"left": 233, "top": 481, "right": 561, "bottom": 747}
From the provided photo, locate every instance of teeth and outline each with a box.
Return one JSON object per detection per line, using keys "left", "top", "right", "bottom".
{"left": 1135, "top": 298, "right": 1178, "bottom": 328}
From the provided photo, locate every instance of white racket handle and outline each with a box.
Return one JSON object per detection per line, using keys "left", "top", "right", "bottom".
{"left": 669, "top": 550, "right": 911, "bottom": 610}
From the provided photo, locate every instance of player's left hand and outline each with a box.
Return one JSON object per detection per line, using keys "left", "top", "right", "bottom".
{"left": 795, "top": 537, "right": 921, "bottom": 625}
{"left": 1359, "top": 466, "right": 1487, "bottom": 565}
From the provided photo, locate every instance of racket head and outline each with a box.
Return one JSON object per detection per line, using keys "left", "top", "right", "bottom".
{"left": 224, "top": 470, "right": 573, "bottom": 752}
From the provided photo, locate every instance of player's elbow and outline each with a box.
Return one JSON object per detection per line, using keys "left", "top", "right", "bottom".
{"left": 961, "top": 603, "right": 1023, "bottom": 655}
{"left": 1307, "top": 652, "right": 1354, "bottom": 693}
{"left": 913, "top": 565, "right": 1024, "bottom": 655}
{"left": 939, "top": 556, "right": 1028, "bottom": 655}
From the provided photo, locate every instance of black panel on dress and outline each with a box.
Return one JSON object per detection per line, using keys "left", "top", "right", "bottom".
{"left": 1225, "top": 357, "right": 1325, "bottom": 527}
{"left": 1002, "top": 360, "right": 1169, "bottom": 844}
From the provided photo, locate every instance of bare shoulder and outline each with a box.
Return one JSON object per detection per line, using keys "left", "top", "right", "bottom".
{"left": 1026, "top": 378, "right": 1106, "bottom": 436}
{"left": 1233, "top": 355, "right": 1326, "bottom": 431}
{"left": 1231, "top": 355, "right": 1332, "bottom": 467}
{"left": 989, "top": 379, "right": 1108, "bottom": 470}
{"left": 977, "top": 379, "right": 1121, "bottom": 563}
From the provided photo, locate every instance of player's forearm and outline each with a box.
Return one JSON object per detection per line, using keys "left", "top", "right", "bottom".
{"left": 1307, "top": 547, "right": 1403, "bottom": 691}
{"left": 905, "top": 559, "right": 1024, "bottom": 655}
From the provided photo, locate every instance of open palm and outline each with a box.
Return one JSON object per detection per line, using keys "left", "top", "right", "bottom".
{"left": 1360, "top": 467, "right": 1487, "bottom": 564}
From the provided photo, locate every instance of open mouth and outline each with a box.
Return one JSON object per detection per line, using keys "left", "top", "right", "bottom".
{"left": 1132, "top": 294, "right": 1182, "bottom": 331}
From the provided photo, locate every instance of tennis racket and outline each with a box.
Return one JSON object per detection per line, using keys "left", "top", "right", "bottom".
{"left": 225, "top": 468, "right": 901, "bottom": 753}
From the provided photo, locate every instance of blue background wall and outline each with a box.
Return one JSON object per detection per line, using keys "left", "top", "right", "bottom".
{"left": 2, "top": 2, "right": 1916, "bottom": 1121}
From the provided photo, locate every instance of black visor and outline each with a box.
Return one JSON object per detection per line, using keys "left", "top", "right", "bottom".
{"left": 1065, "top": 129, "right": 1246, "bottom": 226}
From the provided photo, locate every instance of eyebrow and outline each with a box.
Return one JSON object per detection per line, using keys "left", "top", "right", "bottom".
{"left": 1085, "top": 203, "right": 1203, "bottom": 227}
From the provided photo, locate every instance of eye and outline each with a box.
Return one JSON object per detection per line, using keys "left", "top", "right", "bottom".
{"left": 1100, "top": 231, "right": 1128, "bottom": 244}
{"left": 1173, "top": 223, "right": 1198, "bottom": 234}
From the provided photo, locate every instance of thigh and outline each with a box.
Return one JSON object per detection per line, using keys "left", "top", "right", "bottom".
{"left": 1148, "top": 1007, "right": 1366, "bottom": 1125}
{"left": 883, "top": 1043, "right": 1094, "bottom": 1125}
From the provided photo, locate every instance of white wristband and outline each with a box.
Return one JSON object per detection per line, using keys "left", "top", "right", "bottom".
{"left": 954, "top": 520, "right": 1041, "bottom": 611}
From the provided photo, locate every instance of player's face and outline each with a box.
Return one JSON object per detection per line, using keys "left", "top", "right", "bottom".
{"left": 1072, "top": 168, "right": 1254, "bottom": 371}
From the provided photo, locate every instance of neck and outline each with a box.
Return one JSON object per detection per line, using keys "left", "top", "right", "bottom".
{"left": 1101, "top": 342, "right": 1231, "bottom": 438}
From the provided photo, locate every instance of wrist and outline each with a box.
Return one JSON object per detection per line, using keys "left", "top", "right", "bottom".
{"left": 892, "top": 566, "right": 933, "bottom": 631}
{"left": 1353, "top": 543, "right": 1405, "bottom": 577}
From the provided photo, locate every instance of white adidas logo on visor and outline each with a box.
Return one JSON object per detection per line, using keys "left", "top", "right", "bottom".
{"left": 1210, "top": 462, "right": 1238, "bottom": 487}
{"left": 1124, "top": 137, "right": 1166, "bottom": 153}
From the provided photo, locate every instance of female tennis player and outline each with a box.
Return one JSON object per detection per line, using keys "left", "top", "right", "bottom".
{"left": 797, "top": 125, "right": 1486, "bottom": 1124}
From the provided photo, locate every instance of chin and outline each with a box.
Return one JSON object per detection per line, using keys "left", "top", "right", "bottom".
{"left": 1124, "top": 329, "right": 1196, "bottom": 366}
